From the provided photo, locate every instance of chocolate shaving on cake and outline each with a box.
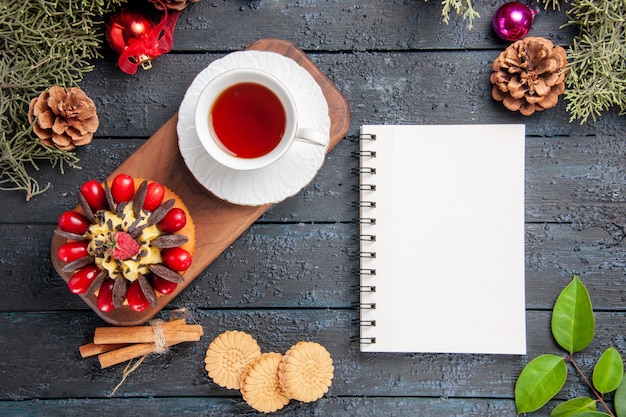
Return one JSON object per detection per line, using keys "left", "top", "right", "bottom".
{"left": 128, "top": 214, "right": 146, "bottom": 238}
{"left": 112, "top": 276, "right": 128, "bottom": 308}
{"left": 150, "top": 234, "right": 189, "bottom": 248}
{"left": 133, "top": 180, "right": 148, "bottom": 218}
{"left": 146, "top": 199, "right": 175, "bottom": 226}
{"left": 116, "top": 201, "right": 127, "bottom": 219}
{"left": 86, "top": 270, "right": 108, "bottom": 295}
{"left": 96, "top": 210, "right": 106, "bottom": 226}
{"left": 138, "top": 274, "right": 157, "bottom": 305}
{"left": 77, "top": 191, "right": 95, "bottom": 223}
{"left": 92, "top": 239, "right": 106, "bottom": 256}
{"left": 54, "top": 229, "right": 88, "bottom": 241}
{"left": 104, "top": 181, "right": 117, "bottom": 212}
{"left": 148, "top": 264, "right": 185, "bottom": 283}
{"left": 128, "top": 216, "right": 142, "bottom": 231}
{"left": 129, "top": 224, "right": 146, "bottom": 240}
{"left": 61, "top": 255, "right": 96, "bottom": 273}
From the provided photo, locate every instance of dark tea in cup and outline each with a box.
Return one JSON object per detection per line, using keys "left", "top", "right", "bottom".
{"left": 194, "top": 68, "right": 327, "bottom": 171}
{"left": 210, "top": 82, "right": 286, "bottom": 159}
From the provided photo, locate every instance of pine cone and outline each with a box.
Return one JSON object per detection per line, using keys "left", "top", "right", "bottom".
{"left": 28, "top": 86, "right": 99, "bottom": 151}
{"left": 148, "top": 0, "right": 200, "bottom": 11}
{"left": 490, "top": 37, "right": 568, "bottom": 116}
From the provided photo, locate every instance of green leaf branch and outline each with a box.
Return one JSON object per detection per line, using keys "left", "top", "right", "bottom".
{"left": 515, "top": 275, "right": 626, "bottom": 416}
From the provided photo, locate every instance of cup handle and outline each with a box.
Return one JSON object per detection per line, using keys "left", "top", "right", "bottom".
{"left": 294, "top": 127, "right": 328, "bottom": 147}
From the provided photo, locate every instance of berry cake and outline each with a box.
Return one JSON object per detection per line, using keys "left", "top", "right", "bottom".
{"left": 54, "top": 174, "right": 195, "bottom": 313}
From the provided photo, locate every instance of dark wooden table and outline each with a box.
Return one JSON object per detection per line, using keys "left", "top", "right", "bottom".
{"left": 1, "top": 1, "right": 625, "bottom": 416}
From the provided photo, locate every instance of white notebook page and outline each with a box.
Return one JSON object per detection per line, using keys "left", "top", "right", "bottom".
{"left": 359, "top": 124, "right": 526, "bottom": 354}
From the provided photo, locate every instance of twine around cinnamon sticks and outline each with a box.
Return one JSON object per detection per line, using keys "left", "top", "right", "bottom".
{"left": 80, "top": 317, "right": 203, "bottom": 368}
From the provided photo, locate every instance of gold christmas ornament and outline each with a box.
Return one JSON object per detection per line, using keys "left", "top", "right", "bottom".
{"left": 28, "top": 86, "right": 99, "bottom": 151}
{"left": 490, "top": 36, "right": 568, "bottom": 116}
{"left": 148, "top": 0, "right": 200, "bottom": 11}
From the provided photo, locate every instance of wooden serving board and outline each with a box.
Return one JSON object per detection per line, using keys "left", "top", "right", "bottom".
{"left": 51, "top": 39, "right": 351, "bottom": 326}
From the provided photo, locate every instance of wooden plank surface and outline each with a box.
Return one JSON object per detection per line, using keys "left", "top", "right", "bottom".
{"left": 1, "top": 310, "right": 624, "bottom": 396}
{"left": 1, "top": 1, "right": 625, "bottom": 416}
{"left": 4, "top": 134, "right": 626, "bottom": 225}
{"left": 3, "top": 222, "right": 626, "bottom": 312}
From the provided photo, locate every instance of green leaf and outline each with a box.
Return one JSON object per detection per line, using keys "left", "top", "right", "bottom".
{"left": 551, "top": 275, "right": 595, "bottom": 354}
{"left": 515, "top": 354, "right": 568, "bottom": 414}
{"left": 592, "top": 347, "right": 624, "bottom": 394}
{"left": 615, "top": 372, "right": 626, "bottom": 417}
{"left": 567, "top": 413, "right": 612, "bottom": 417}
{"left": 550, "top": 397, "right": 596, "bottom": 416}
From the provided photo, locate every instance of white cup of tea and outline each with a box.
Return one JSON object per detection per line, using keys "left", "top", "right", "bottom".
{"left": 194, "top": 68, "right": 328, "bottom": 171}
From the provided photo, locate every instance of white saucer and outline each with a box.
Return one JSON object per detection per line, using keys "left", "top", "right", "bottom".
{"left": 177, "top": 50, "right": 331, "bottom": 206}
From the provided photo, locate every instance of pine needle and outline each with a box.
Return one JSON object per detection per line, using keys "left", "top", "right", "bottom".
{"left": 424, "top": 0, "right": 480, "bottom": 29}
{"left": 562, "top": 0, "right": 626, "bottom": 123}
{"left": 0, "top": 0, "right": 126, "bottom": 200}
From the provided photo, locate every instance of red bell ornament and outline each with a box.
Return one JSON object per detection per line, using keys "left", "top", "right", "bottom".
{"left": 105, "top": 2, "right": 180, "bottom": 74}
{"left": 492, "top": 2, "right": 538, "bottom": 42}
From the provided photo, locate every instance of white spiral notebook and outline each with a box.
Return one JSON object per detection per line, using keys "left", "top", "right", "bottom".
{"left": 358, "top": 124, "right": 526, "bottom": 354}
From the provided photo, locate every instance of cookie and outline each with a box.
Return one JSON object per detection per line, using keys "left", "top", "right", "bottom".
{"left": 278, "top": 341, "right": 334, "bottom": 402}
{"left": 204, "top": 330, "right": 262, "bottom": 389}
{"left": 240, "top": 352, "right": 290, "bottom": 413}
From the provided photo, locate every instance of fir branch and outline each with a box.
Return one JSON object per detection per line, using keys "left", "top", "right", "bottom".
{"left": 424, "top": 0, "right": 480, "bottom": 30}
{"left": 0, "top": 0, "right": 126, "bottom": 200}
{"left": 538, "top": 0, "right": 568, "bottom": 10}
{"left": 563, "top": 0, "right": 626, "bottom": 124}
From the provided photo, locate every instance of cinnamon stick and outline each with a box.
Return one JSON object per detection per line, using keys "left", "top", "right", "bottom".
{"left": 79, "top": 342, "right": 129, "bottom": 358}
{"left": 81, "top": 316, "right": 204, "bottom": 368}
{"left": 97, "top": 332, "right": 201, "bottom": 368}
{"left": 93, "top": 318, "right": 202, "bottom": 345}
{"left": 98, "top": 343, "right": 157, "bottom": 368}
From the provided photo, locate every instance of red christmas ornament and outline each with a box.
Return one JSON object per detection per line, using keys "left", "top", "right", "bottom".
{"left": 492, "top": 2, "right": 537, "bottom": 42}
{"left": 106, "top": 10, "right": 154, "bottom": 60}
{"left": 105, "top": 2, "right": 180, "bottom": 74}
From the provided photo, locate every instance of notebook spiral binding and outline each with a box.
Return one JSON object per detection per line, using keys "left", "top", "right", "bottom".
{"left": 352, "top": 184, "right": 376, "bottom": 191}
{"left": 355, "top": 132, "right": 377, "bottom": 264}
{"left": 356, "top": 132, "right": 377, "bottom": 347}
{"left": 350, "top": 335, "right": 377, "bottom": 344}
